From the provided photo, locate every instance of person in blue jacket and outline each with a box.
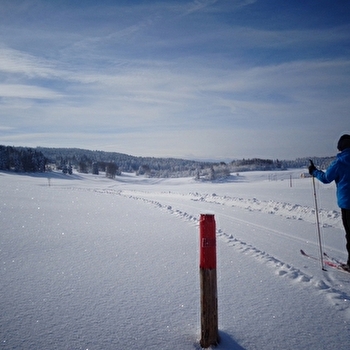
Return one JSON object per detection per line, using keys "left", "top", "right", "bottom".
{"left": 309, "top": 134, "right": 350, "bottom": 270}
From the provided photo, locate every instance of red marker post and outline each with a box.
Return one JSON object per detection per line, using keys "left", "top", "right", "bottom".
{"left": 199, "top": 213, "right": 219, "bottom": 348}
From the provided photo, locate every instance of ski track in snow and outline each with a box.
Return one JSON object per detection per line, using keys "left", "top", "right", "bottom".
{"left": 62, "top": 185, "right": 350, "bottom": 319}
{"left": 189, "top": 191, "right": 342, "bottom": 229}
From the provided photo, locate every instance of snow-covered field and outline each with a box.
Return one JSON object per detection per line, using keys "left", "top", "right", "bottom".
{"left": 1, "top": 169, "right": 350, "bottom": 349}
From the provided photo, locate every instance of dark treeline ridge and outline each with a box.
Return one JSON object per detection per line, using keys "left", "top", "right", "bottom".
{"left": 0, "top": 145, "right": 47, "bottom": 173}
{"left": 0, "top": 145, "right": 336, "bottom": 179}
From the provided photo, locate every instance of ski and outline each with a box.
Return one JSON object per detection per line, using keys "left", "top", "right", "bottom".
{"left": 300, "top": 249, "right": 349, "bottom": 272}
{"left": 323, "top": 252, "right": 350, "bottom": 272}
{"left": 323, "top": 252, "right": 342, "bottom": 265}
{"left": 300, "top": 249, "right": 319, "bottom": 261}
{"left": 300, "top": 249, "right": 335, "bottom": 267}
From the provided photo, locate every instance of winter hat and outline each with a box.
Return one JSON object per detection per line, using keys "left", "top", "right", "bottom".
{"left": 337, "top": 134, "right": 350, "bottom": 151}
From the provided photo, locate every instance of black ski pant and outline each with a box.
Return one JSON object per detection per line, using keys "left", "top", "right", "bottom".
{"left": 341, "top": 208, "right": 350, "bottom": 265}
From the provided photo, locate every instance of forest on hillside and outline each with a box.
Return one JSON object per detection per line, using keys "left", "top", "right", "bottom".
{"left": 0, "top": 145, "right": 335, "bottom": 180}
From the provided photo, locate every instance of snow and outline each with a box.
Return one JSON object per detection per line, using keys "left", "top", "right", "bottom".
{"left": 1, "top": 169, "right": 350, "bottom": 349}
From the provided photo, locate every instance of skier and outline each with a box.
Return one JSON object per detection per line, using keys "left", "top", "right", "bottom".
{"left": 309, "top": 134, "right": 350, "bottom": 271}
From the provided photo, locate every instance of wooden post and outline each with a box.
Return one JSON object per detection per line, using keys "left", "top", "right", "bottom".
{"left": 199, "top": 214, "right": 219, "bottom": 348}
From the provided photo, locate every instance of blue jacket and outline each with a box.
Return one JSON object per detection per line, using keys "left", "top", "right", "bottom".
{"left": 313, "top": 148, "right": 350, "bottom": 209}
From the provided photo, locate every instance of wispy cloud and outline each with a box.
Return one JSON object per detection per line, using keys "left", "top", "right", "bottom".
{"left": 0, "top": 0, "right": 349, "bottom": 159}
{"left": 181, "top": 0, "right": 219, "bottom": 15}
{"left": 0, "top": 84, "right": 62, "bottom": 99}
{"left": 0, "top": 47, "right": 57, "bottom": 78}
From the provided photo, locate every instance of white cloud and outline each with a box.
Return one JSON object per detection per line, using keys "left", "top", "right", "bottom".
{"left": 0, "top": 84, "right": 62, "bottom": 99}
{"left": 0, "top": 47, "right": 57, "bottom": 78}
{"left": 0, "top": 1, "right": 349, "bottom": 160}
{"left": 181, "top": 0, "right": 219, "bottom": 15}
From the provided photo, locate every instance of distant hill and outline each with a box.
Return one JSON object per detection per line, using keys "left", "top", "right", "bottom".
{"left": 1, "top": 145, "right": 335, "bottom": 179}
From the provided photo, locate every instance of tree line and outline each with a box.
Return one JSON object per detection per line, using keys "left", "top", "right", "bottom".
{"left": 0, "top": 145, "right": 336, "bottom": 179}
{"left": 0, "top": 146, "right": 47, "bottom": 172}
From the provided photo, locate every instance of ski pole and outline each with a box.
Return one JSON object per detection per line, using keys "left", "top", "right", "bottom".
{"left": 310, "top": 160, "right": 326, "bottom": 270}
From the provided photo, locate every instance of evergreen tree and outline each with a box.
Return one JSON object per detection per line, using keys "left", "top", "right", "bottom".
{"left": 106, "top": 162, "right": 118, "bottom": 179}
{"left": 92, "top": 162, "right": 99, "bottom": 175}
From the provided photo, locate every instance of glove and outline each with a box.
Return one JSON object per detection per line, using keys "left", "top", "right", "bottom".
{"left": 308, "top": 160, "right": 317, "bottom": 175}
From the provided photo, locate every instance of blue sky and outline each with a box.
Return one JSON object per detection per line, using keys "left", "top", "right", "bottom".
{"left": 0, "top": 0, "right": 349, "bottom": 161}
